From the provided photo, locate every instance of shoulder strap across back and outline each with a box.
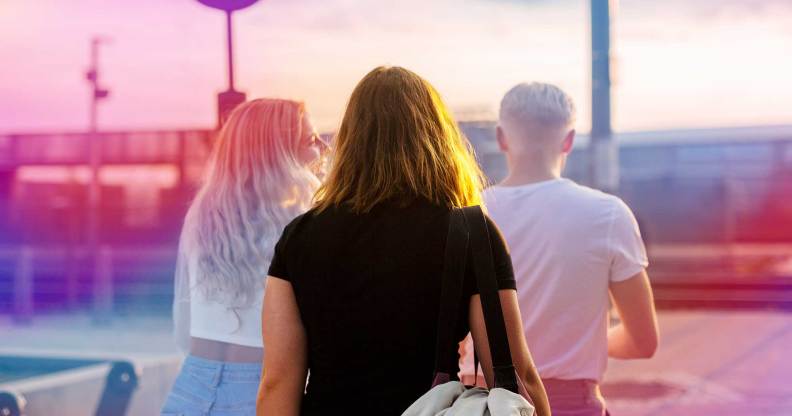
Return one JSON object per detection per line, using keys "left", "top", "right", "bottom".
{"left": 432, "top": 206, "right": 518, "bottom": 393}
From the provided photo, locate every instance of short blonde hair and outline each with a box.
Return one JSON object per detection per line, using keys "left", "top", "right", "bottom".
{"left": 500, "top": 82, "right": 576, "bottom": 130}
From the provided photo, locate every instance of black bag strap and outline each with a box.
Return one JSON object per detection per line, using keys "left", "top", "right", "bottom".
{"left": 432, "top": 208, "right": 469, "bottom": 380}
{"left": 432, "top": 206, "right": 518, "bottom": 393}
{"left": 461, "top": 206, "right": 519, "bottom": 393}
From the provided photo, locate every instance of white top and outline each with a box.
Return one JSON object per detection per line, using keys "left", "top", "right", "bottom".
{"left": 482, "top": 178, "right": 648, "bottom": 381}
{"left": 188, "top": 256, "right": 265, "bottom": 348}
{"left": 172, "top": 231, "right": 268, "bottom": 351}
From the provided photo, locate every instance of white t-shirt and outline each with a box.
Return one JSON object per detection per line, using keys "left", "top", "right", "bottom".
{"left": 482, "top": 178, "right": 648, "bottom": 382}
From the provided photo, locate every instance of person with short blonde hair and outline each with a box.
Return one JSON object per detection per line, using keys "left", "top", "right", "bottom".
{"left": 482, "top": 82, "right": 659, "bottom": 415}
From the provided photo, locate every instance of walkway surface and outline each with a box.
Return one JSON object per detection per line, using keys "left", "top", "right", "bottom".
{"left": 603, "top": 310, "right": 792, "bottom": 415}
{"left": 2, "top": 309, "right": 791, "bottom": 415}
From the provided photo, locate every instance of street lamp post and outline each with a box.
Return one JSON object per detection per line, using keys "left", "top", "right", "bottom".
{"left": 85, "top": 36, "right": 111, "bottom": 323}
{"left": 196, "top": 0, "right": 261, "bottom": 127}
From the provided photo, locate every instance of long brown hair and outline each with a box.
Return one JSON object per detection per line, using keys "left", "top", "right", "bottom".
{"left": 315, "top": 66, "right": 486, "bottom": 213}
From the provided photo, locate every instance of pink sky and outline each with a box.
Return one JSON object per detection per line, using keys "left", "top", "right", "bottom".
{"left": 1, "top": 0, "right": 791, "bottom": 133}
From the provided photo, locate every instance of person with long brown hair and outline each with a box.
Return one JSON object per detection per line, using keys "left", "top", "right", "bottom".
{"left": 257, "top": 67, "right": 550, "bottom": 415}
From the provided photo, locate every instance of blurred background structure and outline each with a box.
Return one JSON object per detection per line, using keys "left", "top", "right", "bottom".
{"left": 1, "top": 0, "right": 791, "bottom": 415}
{"left": 3, "top": 123, "right": 792, "bottom": 321}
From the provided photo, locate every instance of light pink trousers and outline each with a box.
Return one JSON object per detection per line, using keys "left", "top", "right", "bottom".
{"left": 542, "top": 379, "right": 608, "bottom": 416}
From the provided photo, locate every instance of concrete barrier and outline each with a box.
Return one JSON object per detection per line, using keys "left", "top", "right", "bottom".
{"left": 0, "top": 353, "right": 181, "bottom": 416}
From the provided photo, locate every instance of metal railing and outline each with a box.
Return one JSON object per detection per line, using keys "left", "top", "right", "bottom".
{"left": 0, "top": 129, "right": 213, "bottom": 168}
{"left": 2, "top": 241, "right": 792, "bottom": 322}
{"left": 0, "top": 245, "right": 177, "bottom": 324}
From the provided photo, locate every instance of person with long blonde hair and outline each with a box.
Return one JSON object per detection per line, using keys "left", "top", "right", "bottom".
{"left": 161, "top": 98, "right": 325, "bottom": 415}
{"left": 257, "top": 67, "right": 550, "bottom": 416}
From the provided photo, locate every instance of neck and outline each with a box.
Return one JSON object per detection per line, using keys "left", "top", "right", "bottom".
{"left": 500, "top": 154, "right": 562, "bottom": 187}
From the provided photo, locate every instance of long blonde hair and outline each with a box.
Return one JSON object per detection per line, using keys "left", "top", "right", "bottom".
{"left": 182, "top": 98, "right": 319, "bottom": 307}
{"left": 314, "top": 66, "right": 486, "bottom": 213}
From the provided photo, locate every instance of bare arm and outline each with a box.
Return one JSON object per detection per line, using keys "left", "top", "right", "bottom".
{"left": 257, "top": 277, "right": 307, "bottom": 416}
{"left": 608, "top": 270, "right": 659, "bottom": 359}
{"left": 470, "top": 290, "right": 551, "bottom": 416}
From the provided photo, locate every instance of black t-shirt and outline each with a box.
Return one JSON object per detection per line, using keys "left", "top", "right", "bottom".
{"left": 268, "top": 198, "right": 516, "bottom": 416}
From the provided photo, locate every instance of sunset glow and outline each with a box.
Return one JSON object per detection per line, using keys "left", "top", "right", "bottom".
{"left": 1, "top": 0, "right": 791, "bottom": 133}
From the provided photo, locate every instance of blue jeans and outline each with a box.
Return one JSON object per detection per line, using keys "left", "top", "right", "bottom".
{"left": 161, "top": 355, "right": 262, "bottom": 416}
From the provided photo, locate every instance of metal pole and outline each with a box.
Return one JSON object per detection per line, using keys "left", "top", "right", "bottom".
{"left": 87, "top": 40, "right": 100, "bottom": 200}
{"left": 178, "top": 132, "right": 187, "bottom": 189}
{"left": 93, "top": 246, "right": 114, "bottom": 324}
{"left": 215, "top": 9, "right": 245, "bottom": 126}
{"left": 13, "top": 246, "right": 33, "bottom": 324}
{"left": 89, "top": 39, "right": 99, "bottom": 133}
{"left": 87, "top": 39, "right": 102, "bottom": 322}
{"left": 225, "top": 9, "right": 235, "bottom": 91}
{"left": 86, "top": 37, "right": 110, "bottom": 323}
{"left": 590, "top": 0, "right": 618, "bottom": 191}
